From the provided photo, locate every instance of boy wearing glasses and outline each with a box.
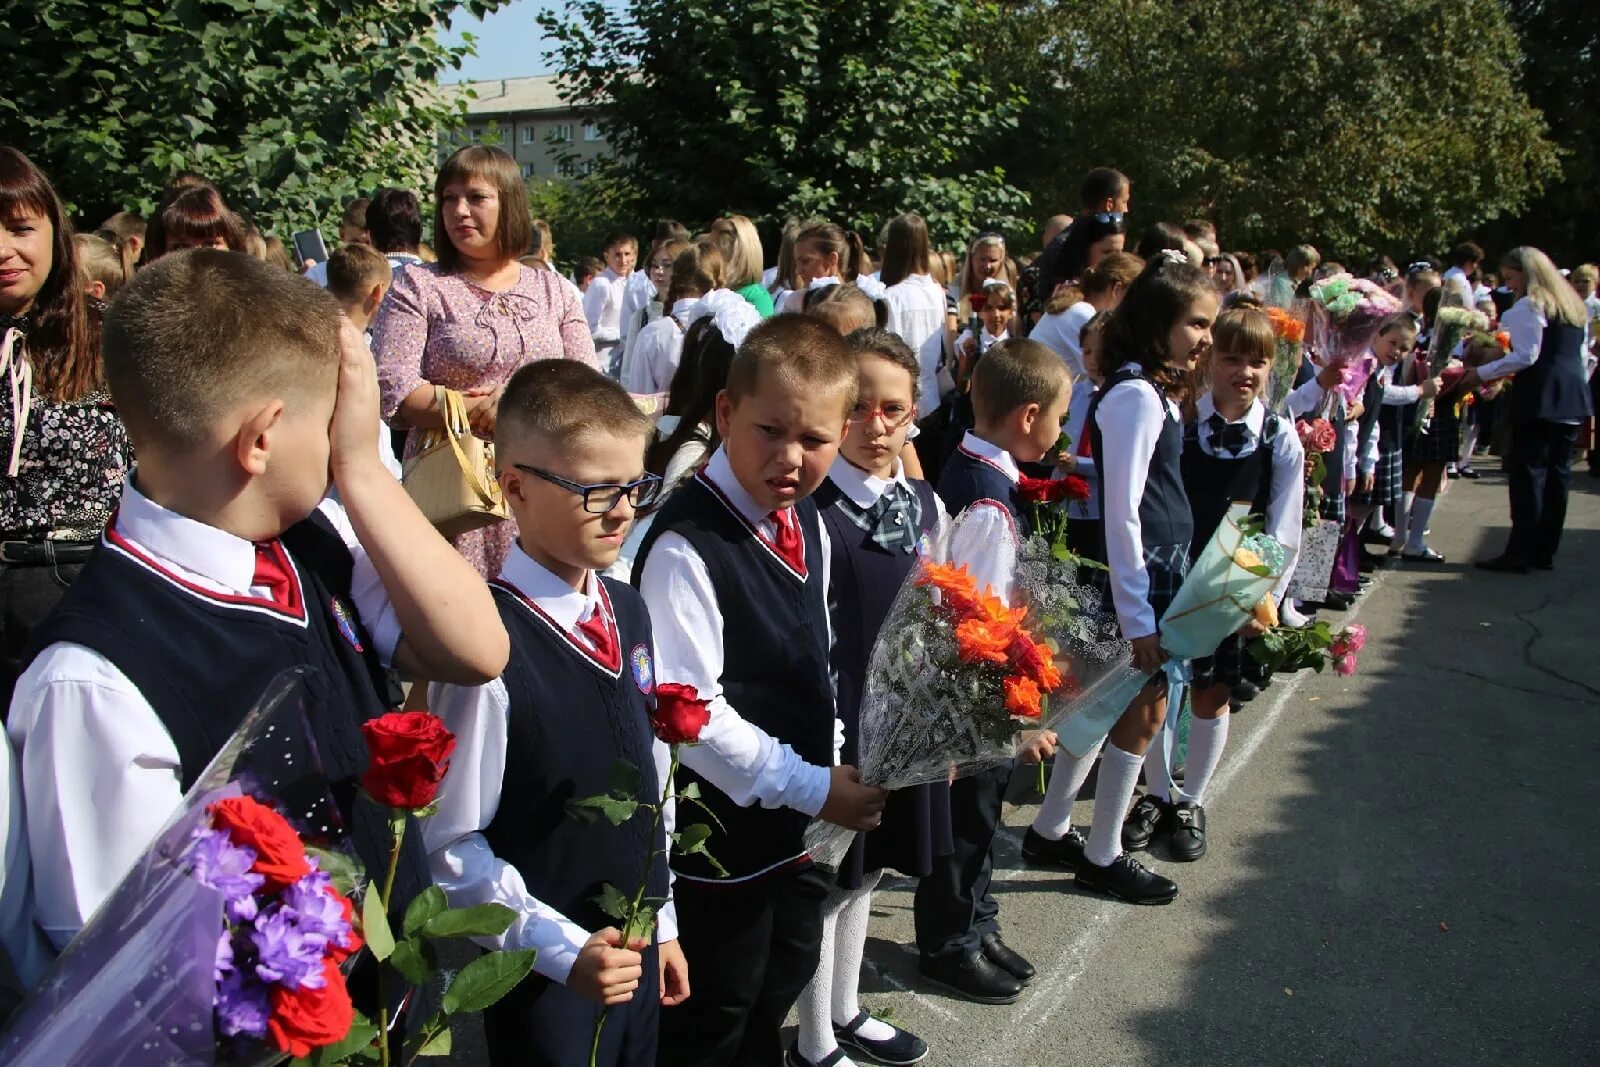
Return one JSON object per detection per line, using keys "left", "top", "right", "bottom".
{"left": 634, "top": 315, "right": 889, "bottom": 1067}
{"left": 422, "top": 359, "right": 685, "bottom": 1067}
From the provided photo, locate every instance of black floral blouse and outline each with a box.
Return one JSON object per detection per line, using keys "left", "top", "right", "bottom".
{"left": 0, "top": 326, "right": 132, "bottom": 542}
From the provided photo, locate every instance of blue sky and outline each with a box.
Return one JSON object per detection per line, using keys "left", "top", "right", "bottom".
{"left": 438, "top": 0, "right": 558, "bottom": 83}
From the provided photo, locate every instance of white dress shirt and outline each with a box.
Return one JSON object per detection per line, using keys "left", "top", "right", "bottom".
{"left": 583, "top": 268, "right": 629, "bottom": 345}
{"left": 0, "top": 731, "right": 50, "bottom": 995}
{"left": 945, "top": 432, "right": 1022, "bottom": 605}
{"left": 6, "top": 481, "right": 402, "bottom": 949}
{"left": 1286, "top": 372, "right": 1329, "bottom": 419}
{"left": 635, "top": 448, "right": 837, "bottom": 881}
{"left": 1030, "top": 301, "right": 1095, "bottom": 380}
{"left": 1194, "top": 393, "right": 1305, "bottom": 603}
{"left": 823, "top": 454, "right": 951, "bottom": 539}
{"left": 1441, "top": 266, "right": 1475, "bottom": 309}
{"left": 421, "top": 547, "right": 676, "bottom": 983}
{"left": 1476, "top": 296, "right": 1546, "bottom": 382}
{"left": 622, "top": 299, "right": 695, "bottom": 396}
{"left": 883, "top": 275, "right": 947, "bottom": 413}
{"left": 1063, "top": 378, "right": 1100, "bottom": 521}
{"left": 1096, "top": 364, "right": 1179, "bottom": 639}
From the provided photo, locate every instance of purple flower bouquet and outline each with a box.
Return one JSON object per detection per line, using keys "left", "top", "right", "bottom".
{"left": 0, "top": 668, "right": 363, "bottom": 1066}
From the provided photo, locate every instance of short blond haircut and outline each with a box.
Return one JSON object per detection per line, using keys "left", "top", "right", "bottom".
{"left": 104, "top": 249, "right": 340, "bottom": 451}
{"left": 725, "top": 315, "right": 858, "bottom": 416}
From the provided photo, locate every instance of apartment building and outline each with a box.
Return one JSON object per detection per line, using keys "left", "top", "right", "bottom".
{"left": 441, "top": 75, "right": 612, "bottom": 180}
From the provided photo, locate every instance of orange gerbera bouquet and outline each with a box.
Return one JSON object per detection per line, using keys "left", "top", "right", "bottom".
{"left": 919, "top": 561, "right": 1064, "bottom": 720}
{"left": 1265, "top": 305, "right": 1307, "bottom": 413}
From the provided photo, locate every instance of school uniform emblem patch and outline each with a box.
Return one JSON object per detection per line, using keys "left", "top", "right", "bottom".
{"left": 330, "top": 597, "right": 364, "bottom": 652}
{"left": 631, "top": 644, "right": 654, "bottom": 694}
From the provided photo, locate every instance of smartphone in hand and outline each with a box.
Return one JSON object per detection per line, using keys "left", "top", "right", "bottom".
{"left": 291, "top": 229, "right": 330, "bottom": 266}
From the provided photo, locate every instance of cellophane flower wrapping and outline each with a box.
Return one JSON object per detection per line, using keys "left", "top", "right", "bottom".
{"left": 1264, "top": 305, "right": 1308, "bottom": 414}
{"left": 1160, "top": 511, "right": 1290, "bottom": 660}
{"left": 0, "top": 668, "right": 360, "bottom": 1067}
{"left": 1413, "top": 304, "right": 1488, "bottom": 436}
{"left": 804, "top": 508, "right": 1066, "bottom": 867}
{"left": 1306, "top": 273, "right": 1404, "bottom": 369}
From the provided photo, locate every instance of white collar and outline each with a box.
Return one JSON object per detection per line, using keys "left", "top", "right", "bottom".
{"left": 669, "top": 297, "right": 699, "bottom": 325}
{"left": 957, "top": 431, "right": 1021, "bottom": 484}
{"left": 701, "top": 447, "right": 774, "bottom": 526}
{"left": 981, "top": 327, "right": 1010, "bottom": 347}
{"left": 827, "top": 454, "right": 909, "bottom": 510}
{"left": 115, "top": 476, "right": 262, "bottom": 594}
{"left": 1196, "top": 392, "right": 1265, "bottom": 435}
{"left": 601, "top": 267, "right": 625, "bottom": 283}
{"left": 497, "top": 543, "right": 602, "bottom": 633}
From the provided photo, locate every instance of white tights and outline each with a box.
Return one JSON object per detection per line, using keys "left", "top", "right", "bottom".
{"left": 795, "top": 871, "right": 889, "bottom": 1064}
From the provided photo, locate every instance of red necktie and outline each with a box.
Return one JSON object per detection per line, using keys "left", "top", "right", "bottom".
{"left": 252, "top": 541, "right": 300, "bottom": 613}
{"left": 768, "top": 509, "right": 806, "bottom": 574}
{"left": 576, "top": 605, "right": 618, "bottom": 669}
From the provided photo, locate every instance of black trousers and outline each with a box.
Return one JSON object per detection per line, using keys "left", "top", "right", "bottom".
{"left": 0, "top": 559, "right": 85, "bottom": 719}
{"left": 1503, "top": 419, "right": 1578, "bottom": 565}
{"left": 658, "top": 864, "right": 829, "bottom": 1067}
{"left": 914, "top": 762, "right": 1011, "bottom": 960}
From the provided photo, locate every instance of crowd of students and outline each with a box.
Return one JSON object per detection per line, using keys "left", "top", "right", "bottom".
{"left": 0, "top": 142, "right": 1595, "bottom": 1067}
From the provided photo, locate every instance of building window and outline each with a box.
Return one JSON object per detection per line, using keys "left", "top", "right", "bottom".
{"left": 581, "top": 159, "right": 599, "bottom": 176}
{"left": 551, "top": 124, "right": 572, "bottom": 143}
{"left": 583, "top": 122, "right": 602, "bottom": 142}
{"left": 521, "top": 126, "right": 536, "bottom": 145}
{"left": 522, "top": 162, "right": 535, "bottom": 179}
{"left": 469, "top": 127, "right": 482, "bottom": 143}
{"left": 557, "top": 160, "right": 576, "bottom": 178}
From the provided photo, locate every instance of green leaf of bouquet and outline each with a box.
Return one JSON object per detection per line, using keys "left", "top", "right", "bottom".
{"left": 678, "top": 792, "right": 726, "bottom": 832}
{"left": 676, "top": 781, "right": 700, "bottom": 801}
{"left": 403, "top": 885, "right": 447, "bottom": 938}
{"left": 421, "top": 902, "right": 518, "bottom": 940}
{"left": 1244, "top": 563, "right": 1272, "bottom": 577}
{"left": 304, "top": 847, "right": 362, "bottom": 897}
{"left": 389, "top": 936, "right": 439, "bottom": 986}
{"left": 416, "top": 1026, "right": 453, "bottom": 1057}
{"left": 592, "top": 882, "right": 632, "bottom": 921}
{"left": 673, "top": 823, "right": 728, "bottom": 876}
{"left": 363, "top": 882, "right": 395, "bottom": 961}
{"left": 304, "top": 1011, "right": 378, "bottom": 1063}
{"left": 566, "top": 794, "right": 641, "bottom": 826}
{"left": 623, "top": 903, "right": 657, "bottom": 944}
{"left": 441, "top": 948, "right": 540, "bottom": 1015}
{"left": 610, "top": 758, "right": 642, "bottom": 797}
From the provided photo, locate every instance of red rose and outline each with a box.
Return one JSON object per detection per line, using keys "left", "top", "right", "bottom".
{"left": 1016, "top": 475, "right": 1057, "bottom": 504}
{"left": 323, "top": 885, "right": 363, "bottom": 962}
{"left": 360, "top": 712, "right": 457, "bottom": 810}
{"left": 267, "top": 958, "right": 354, "bottom": 1059}
{"left": 652, "top": 683, "right": 711, "bottom": 745}
{"left": 1053, "top": 476, "right": 1091, "bottom": 503}
{"left": 209, "top": 796, "right": 310, "bottom": 888}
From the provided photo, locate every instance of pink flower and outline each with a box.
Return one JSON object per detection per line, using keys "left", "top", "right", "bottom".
{"left": 1332, "top": 654, "right": 1358, "bottom": 677}
{"left": 1341, "top": 623, "right": 1367, "bottom": 654}
{"left": 1330, "top": 637, "right": 1351, "bottom": 659}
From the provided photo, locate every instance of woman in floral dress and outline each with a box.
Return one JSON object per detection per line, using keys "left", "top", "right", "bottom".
{"left": 373, "top": 146, "right": 596, "bottom": 579}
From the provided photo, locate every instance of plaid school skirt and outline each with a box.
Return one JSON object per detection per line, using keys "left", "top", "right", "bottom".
{"left": 1193, "top": 633, "right": 1251, "bottom": 690}
{"left": 1145, "top": 542, "right": 1191, "bottom": 623}
{"left": 1351, "top": 439, "right": 1403, "bottom": 512}
{"left": 1405, "top": 400, "right": 1461, "bottom": 464}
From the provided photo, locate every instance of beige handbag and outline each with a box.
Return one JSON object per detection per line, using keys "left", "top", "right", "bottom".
{"left": 401, "top": 386, "right": 508, "bottom": 539}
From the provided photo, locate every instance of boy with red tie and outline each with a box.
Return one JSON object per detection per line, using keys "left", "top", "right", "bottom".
{"left": 7, "top": 250, "right": 508, "bottom": 949}
{"left": 423, "top": 360, "right": 687, "bottom": 1066}
{"left": 634, "top": 315, "right": 888, "bottom": 1067}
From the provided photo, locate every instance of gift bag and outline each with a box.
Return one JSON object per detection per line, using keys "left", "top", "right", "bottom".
{"left": 1285, "top": 519, "right": 1341, "bottom": 603}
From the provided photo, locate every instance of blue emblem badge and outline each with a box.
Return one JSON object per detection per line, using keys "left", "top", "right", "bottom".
{"left": 330, "top": 597, "right": 364, "bottom": 652}
{"left": 631, "top": 644, "right": 654, "bottom": 694}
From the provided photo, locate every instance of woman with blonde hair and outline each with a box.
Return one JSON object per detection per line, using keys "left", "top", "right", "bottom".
{"left": 1467, "top": 246, "right": 1593, "bottom": 573}
{"left": 955, "top": 231, "right": 1017, "bottom": 320}
{"left": 710, "top": 214, "right": 774, "bottom": 317}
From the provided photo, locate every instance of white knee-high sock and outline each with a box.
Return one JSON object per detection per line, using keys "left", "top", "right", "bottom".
{"left": 1177, "top": 713, "right": 1230, "bottom": 805}
{"left": 797, "top": 892, "right": 853, "bottom": 1065}
{"left": 1085, "top": 743, "right": 1145, "bottom": 868}
{"left": 1142, "top": 726, "right": 1173, "bottom": 803}
{"left": 1031, "top": 741, "right": 1104, "bottom": 839}
{"left": 1392, "top": 491, "right": 1415, "bottom": 548}
{"left": 829, "top": 872, "right": 895, "bottom": 1042}
{"left": 1406, "top": 496, "right": 1436, "bottom": 551}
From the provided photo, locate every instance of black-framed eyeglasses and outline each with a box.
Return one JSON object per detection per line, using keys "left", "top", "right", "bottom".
{"left": 514, "top": 465, "right": 663, "bottom": 513}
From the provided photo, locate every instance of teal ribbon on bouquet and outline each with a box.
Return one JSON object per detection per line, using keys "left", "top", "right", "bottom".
{"left": 1158, "top": 659, "right": 1192, "bottom": 799}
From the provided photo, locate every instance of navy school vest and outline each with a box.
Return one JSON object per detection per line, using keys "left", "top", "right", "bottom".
{"left": 936, "top": 441, "right": 1021, "bottom": 523}
{"left": 1181, "top": 413, "right": 1281, "bottom": 562}
{"left": 1511, "top": 318, "right": 1592, "bottom": 424}
{"left": 486, "top": 576, "right": 668, "bottom": 933}
{"left": 631, "top": 475, "right": 833, "bottom": 881}
{"left": 1088, "top": 368, "right": 1195, "bottom": 550}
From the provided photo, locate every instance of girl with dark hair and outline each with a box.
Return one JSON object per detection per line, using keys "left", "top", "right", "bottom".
{"left": 0, "top": 147, "right": 133, "bottom": 707}
{"left": 1048, "top": 211, "right": 1128, "bottom": 293}
{"left": 1022, "top": 253, "right": 1215, "bottom": 907}
{"left": 880, "top": 214, "right": 948, "bottom": 443}
{"left": 144, "top": 186, "right": 246, "bottom": 259}
{"left": 782, "top": 222, "right": 866, "bottom": 312}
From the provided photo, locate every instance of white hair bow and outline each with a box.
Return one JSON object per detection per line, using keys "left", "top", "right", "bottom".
{"left": 688, "top": 288, "right": 762, "bottom": 348}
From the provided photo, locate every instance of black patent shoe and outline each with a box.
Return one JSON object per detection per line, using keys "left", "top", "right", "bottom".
{"left": 1076, "top": 852, "right": 1179, "bottom": 905}
{"left": 1021, "top": 825, "right": 1087, "bottom": 871}
{"left": 834, "top": 1010, "right": 930, "bottom": 1066}
{"left": 917, "top": 950, "right": 1024, "bottom": 1004}
{"left": 1121, "top": 793, "right": 1173, "bottom": 852}
{"left": 980, "top": 932, "right": 1035, "bottom": 982}
{"left": 1168, "top": 801, "right": 1207, "bottom": 862}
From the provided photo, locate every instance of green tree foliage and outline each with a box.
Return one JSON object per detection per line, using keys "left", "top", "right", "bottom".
{"left": 539, "top": 0, "right": 1030, "bottom": 247}
{"left": 988, "top": 0, "right": 1559, "bottom": 258}
{"left": 0, "top": 0, "right": 504, "bottom": 232}
{"left": 1488, "top": 0, "right": 1600, "bottom": 263}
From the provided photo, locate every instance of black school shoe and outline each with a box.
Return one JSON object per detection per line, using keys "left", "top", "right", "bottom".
{"left": 787, "top": 1046, "right": 851, "bottom": 1067}
{"left": 1320, "top": 590, "right": 1354, "bottom": 611}
{"left": 1076, "top": 852, "right": 1179, "bottom": 905}
{"left": 1021, "top": 825, "right": 1088, "bottom": 871}
{"left": 1121, "top": 793, "right": 1173, "bottom": 852}
{"left": 917, "top": 949, "right": 1023, "bottom": 1005}
{"left": 980, "top": 932, "right": 1035, "bottom": 982}
{"left": 1168, "top": 801, "right": 1207, "bottom": 862}
{"left": 834, "top": 1010, "right": 930, "bottom": 1066}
